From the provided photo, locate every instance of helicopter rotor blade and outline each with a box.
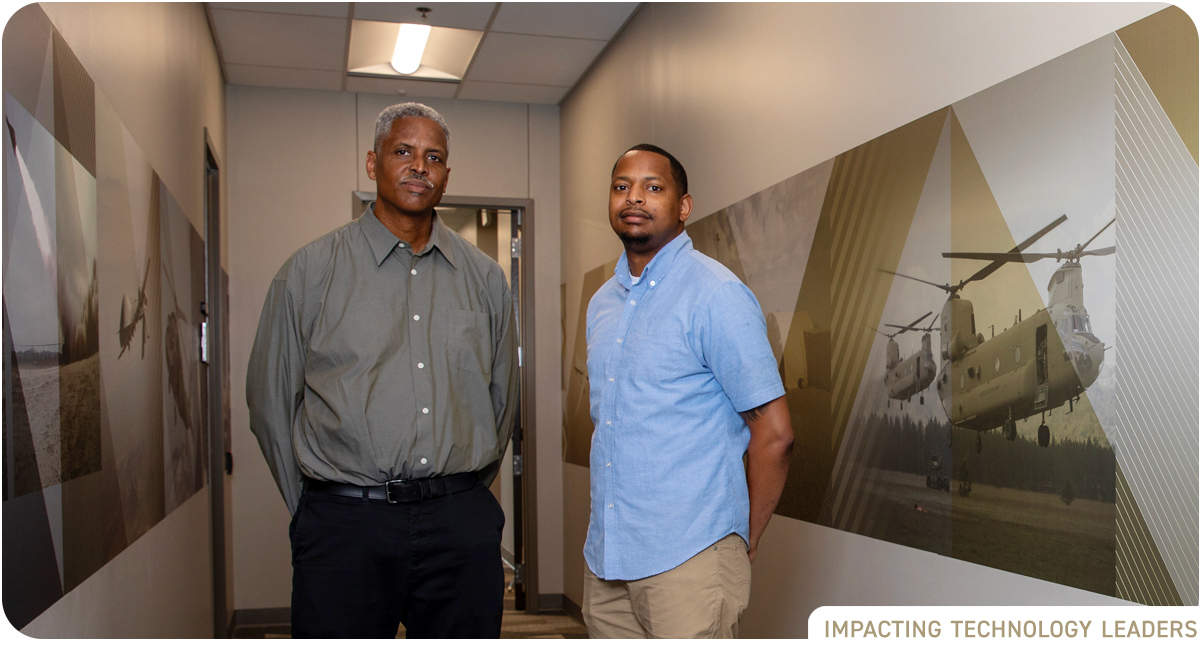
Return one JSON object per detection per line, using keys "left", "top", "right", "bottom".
{"left": 880, "top": 269, "right": 954, "bottom": 293}
{"left": 1080, "top": 217, "right": 1116, "bottom": 251}
{"left": 942, "top": 251, "right": 1058, "bottom": 263}
{"left": 1081, "top": 245, "right": 1116, "bottom": 257}
{"left": 1014, "top": 214, "right": 1069, "bottom": 253}
{"left": 944, "top": 214, "right": 1069, "bottom": 286}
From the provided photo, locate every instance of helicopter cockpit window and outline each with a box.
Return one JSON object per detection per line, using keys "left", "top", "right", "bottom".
{"left": 1071, "top": 315, "right": 1091, "bottom": 334}
{"left": 1014, "top": 346, "right": 1021, "bottom": 363}
{"left": 1057, "top": 271, "right": 1065, "bottom": 285}
{"left": 995, "top": 356, "right": 1001, "bottom": 373}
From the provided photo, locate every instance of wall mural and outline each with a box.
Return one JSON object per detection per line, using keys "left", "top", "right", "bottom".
{"left": 564, "top": 7, "right": 1197, "bottom": 605}
{"left": 3, "top": 5, "right": 212, "bottom": 629}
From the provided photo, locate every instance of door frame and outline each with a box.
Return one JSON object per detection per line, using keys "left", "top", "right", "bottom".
{"left": 203, "top": 128, "right": 232, "bottom": 637}
{"left": 351, "top": 193, "right": 541, "bottom": 613}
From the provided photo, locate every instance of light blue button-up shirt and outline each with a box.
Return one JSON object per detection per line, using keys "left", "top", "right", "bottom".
{"left": 584, "top": 231, "right": 785, "bottom": 580}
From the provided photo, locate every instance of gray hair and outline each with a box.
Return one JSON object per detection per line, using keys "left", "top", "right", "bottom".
{"left": 373, "top": 102, "right": 450, "bottom": 153}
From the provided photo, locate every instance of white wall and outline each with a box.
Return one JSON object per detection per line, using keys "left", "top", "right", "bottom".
{"left": 558, "top": 2, "right": 1162, "bottom": 636}
{"left": 227, "top": 88, "right": 562, "bottom": 610}
{"left": 14, "top": 1, "right": 226, "bottom": 637}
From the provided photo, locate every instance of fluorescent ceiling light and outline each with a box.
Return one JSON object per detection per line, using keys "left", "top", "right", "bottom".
{"left": 349, "top": 21, "right": 482, "bottom": 83}
{"left": 392, "top": 23, "right": 431, "bottom": 75}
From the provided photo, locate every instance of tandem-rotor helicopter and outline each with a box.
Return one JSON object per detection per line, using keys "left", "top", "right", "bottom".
{"left": 887, "top": 214, "right": 1115, "bottom": 453}
{"left": 874, "top": 311, "right": 939, "bottom": 409}
{"left": 117, "top": 254, "right": 152, "bottom": 359}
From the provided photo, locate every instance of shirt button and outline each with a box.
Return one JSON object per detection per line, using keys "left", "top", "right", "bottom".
{"left": 608, "top": 377, "right": 614, "bottom": 382}
{"left": 422, "top": 407, "right": 429, "bottom": 414}
{"left": 417, "top": 362, "right": 425, "bottom": 369}
{"left": 413, "top": 314, "right": 420, "bottom": 321}
{"left": 605, "top": 420, "right": 612, "bottom": 425}
{"left": 606, "top": 462, "right": 611, "bottom": 468}
{"left": 630, "top": 300, "right": 637, "bottom": 306}
{"left": 608, "top": 503, "right": 613, "bottom": 509}
{"left": 411, "top": 269, "right": 417, "bottom": 275}
{"left": 420, "top": 457, "right": 427, "bottom": 465}
{"left": 616, "top": 338, "right": 622, "bottom": 344}
{"left": 650, "top": 281, "right": 656, "bottom": 286}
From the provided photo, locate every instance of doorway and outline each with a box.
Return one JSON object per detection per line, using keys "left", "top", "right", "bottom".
{"left": 351, "top": 192, "right": 540, "bottom": 613}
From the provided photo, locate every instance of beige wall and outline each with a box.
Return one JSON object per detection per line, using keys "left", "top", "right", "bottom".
{"left": 20, "top": 1, "right": 226, "bottom": 637}
{"left": 227, "top": 89, "right": 562, "bottom": 609}
{"left": 558, "top": 2, "right": 1161, "bottom": 635}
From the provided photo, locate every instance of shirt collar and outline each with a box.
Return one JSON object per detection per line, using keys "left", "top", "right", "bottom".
{"left": 614, "top": 230, "right": 692, "bottom": 290}
{"left": 359, "top": 203, "right": 458, "bottom": 268}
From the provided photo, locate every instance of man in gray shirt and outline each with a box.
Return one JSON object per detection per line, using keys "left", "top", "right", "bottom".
{"left": 247, "top": 102, "right": 517, "bottom": 638}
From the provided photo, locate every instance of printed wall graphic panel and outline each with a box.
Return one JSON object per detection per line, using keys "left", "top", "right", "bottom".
{"left": 1116, "top": 5, "right": 1198, "bottom": 164}
{"left": 564, "top": 259, "right": 618, "bottom": 467}
{"left": 560, "top": 6, "right": 1195, "bottom": 604}
{"left": 2, "top": 4, "right": 210, "bottom": 627}
{"left": 1112, "top": 27, "right": 1200, "bottom": 606}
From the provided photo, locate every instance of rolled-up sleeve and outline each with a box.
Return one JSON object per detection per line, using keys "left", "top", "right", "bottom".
{"left": 246, "top": 264, "right": 306, "bottom": 515}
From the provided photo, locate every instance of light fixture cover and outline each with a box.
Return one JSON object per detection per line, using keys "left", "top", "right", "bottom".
{"left": 392, "top": 23, "right": 432, "bottom": 75}
{"left": 348, "top": 20, "right": 483, "bottom": 83}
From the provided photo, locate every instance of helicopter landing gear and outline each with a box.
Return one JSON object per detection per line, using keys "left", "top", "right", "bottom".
{"left": 1003, "top": 414, "right": 1017, "bottom": 441}
{"left": 1038, "top": 412, "right": 1050, "bottom": 448}
{"left": 976, "top": 432, "right": 982, "bottom": 454}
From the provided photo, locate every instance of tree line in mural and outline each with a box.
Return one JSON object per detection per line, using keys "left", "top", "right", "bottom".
{"left": 866, "top": 412, "right": 1116, "bottom": 503}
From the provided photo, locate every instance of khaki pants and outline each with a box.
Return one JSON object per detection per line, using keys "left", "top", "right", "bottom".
{"left": 583, "top": 534, "right": 751, "bottom": 639}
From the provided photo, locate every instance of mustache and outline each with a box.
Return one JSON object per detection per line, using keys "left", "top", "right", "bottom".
{"left": 620, "top": 208, "right": 651, "bottom": 219}
{"left": 401, "top": 174, "right": 434, "bottom": 188}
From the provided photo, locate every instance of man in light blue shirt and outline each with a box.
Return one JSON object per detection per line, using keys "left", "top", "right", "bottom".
{"left": 583, "top": 145, "right": 795, "bottom": 638}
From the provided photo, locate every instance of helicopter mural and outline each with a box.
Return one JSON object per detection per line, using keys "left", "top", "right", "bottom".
{"left": 888, "top": 213, "right": 1115, "bottom": 453}
{"left": 873, "top": 311, "right": 939, "bottom": 408}
{"left": 117, "top": 254, "right": 152, "bottom": 359}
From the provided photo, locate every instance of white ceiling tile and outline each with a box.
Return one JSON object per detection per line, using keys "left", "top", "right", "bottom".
{"left": 212, "top": 9, "right": 348, "bottom": 70}
{"left": 466, "top": 33, "right": 605, "bottom": 87}
{"left": 226, "top": 64, "right": 344, "bottom": 91}
{"left": 345, "top": 76, "right": 459, "bottom": 99}
{"left": 209, "top": 3, "right": 350, "bottom": 18}
{"left": 354, "top": 3, "right": 496, "bottom": 30}
{"left": 457, "top": 81, "right": 568, "bottom": 105}
{"left": 490, "top": 2, "right": 638, "bottom": 40}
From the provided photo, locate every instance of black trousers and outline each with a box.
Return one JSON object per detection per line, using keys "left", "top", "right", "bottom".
{"left": 290, "top": 480, "right": 505, "bottom": 638}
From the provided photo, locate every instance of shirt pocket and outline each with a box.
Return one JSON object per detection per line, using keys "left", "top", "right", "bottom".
{"left": 446, "top": 308, "right": 492, "bottom": 375}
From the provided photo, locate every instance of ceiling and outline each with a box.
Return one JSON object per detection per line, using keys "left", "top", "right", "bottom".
{"left": 206, "top": 2, "right": 640, "bottom": 105}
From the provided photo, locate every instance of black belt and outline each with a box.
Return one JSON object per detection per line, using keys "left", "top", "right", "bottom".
{"left": 305, "top": 473, "right": 477, "bottom": 503}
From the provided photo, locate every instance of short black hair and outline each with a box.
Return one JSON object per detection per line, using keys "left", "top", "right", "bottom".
{"left": 612, "top": 143, "right": 688, "bottom": 195}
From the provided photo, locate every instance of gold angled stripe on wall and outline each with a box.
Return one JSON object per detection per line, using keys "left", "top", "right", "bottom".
{"left": 1116, "top": 464, "right": 1184, "bottom": 605}
{"left": 1116, "top": 6, "right": 1199, "bottom": 164}
{"left": 827, "top": 108, "right": 948, "bottom": 452}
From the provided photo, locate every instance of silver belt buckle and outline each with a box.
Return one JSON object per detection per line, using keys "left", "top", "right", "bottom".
{"left": 384, "top": 478, "right": 407, "bottom": 504}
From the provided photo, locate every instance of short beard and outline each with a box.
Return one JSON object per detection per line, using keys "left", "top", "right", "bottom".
{"left": 616, "top": 228, "right": 651, "bottom": 247}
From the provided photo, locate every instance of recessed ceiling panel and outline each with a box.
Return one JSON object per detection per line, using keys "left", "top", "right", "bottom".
{"left": 457, "top": 81, "right": 569, "bottom": 105}
{"left": 466, "top": 33, "right": 606, "bottom": 87}
{"left": 208, "top": 3, "right": 350, "bottom": 18}
{"left": 225, "top": 64, "right": 344, "bottom": 91}
{"left": 354, "top": 3, "right": 496, "bottom": 30}
{"left": 211, "top": 9, "right": 348, "bottom": 71}
{"left": 490, "top": 2, "right": 638, "bottom": 40}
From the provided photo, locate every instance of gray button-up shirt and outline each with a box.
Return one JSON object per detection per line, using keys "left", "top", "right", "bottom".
{"left": 247, "top": 205, "right": 518, "bottom": 514}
